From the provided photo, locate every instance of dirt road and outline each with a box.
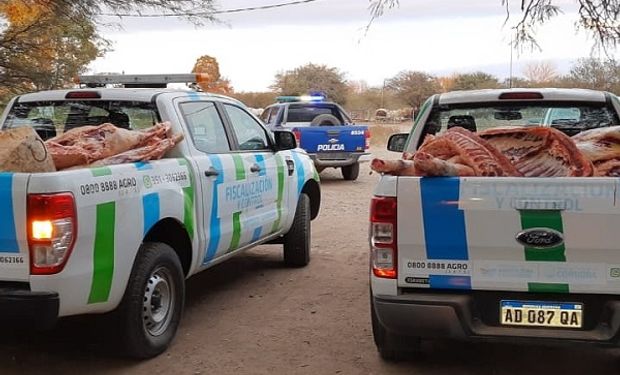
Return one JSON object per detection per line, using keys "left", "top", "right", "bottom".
{"left": 2, "top": 125, "right": 620, "bottom": 374}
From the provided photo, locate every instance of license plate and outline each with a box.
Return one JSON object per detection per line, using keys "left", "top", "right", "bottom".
{"left": 317, "top": 152, "right": 348, "bottom": 160}
{"left": 500, "top": 300, "right": 583, "bottom": 328}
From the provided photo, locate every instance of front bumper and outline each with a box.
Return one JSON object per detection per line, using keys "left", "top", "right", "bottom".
{"left": 0, "top": 285, "right": 59, "bottom": 329}
{"left": 373, "top": 289, "right": 620, "bottom": 346}
{"left": 310, "top": 152, "right": 370, "bottom": 168}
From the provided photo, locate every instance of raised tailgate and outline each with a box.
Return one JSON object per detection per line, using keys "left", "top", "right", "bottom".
{"left": 297, "top": 125, "right": 367, "bottom": 153}
{"left": 397, "top": 177, "right": 620, "bottom": 294}
{"left": 0, "top": 173, "right": 30, "bottom": 281}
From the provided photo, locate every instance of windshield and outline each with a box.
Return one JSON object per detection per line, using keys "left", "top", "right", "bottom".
{"left": 2, "top": 100, "right": 160, "bottom": 141}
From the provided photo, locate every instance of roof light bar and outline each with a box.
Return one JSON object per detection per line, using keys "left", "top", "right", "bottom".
{"left": 276, "top": 95, "right": 325, "bottom": 103}
{"left": 75, "top": 73, "right": 210, "bottom": 86}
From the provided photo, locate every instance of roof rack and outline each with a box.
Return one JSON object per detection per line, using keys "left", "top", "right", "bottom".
{"left": 75, "top": 73, "right": 210, "bottom": 88}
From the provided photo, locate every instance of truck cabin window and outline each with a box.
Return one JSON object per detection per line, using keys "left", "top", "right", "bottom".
{"left": 419, "top": 102, "right": 620, "bottom": 148}
{"left": 3, "top": 101, "right": 159, "bottom": 140}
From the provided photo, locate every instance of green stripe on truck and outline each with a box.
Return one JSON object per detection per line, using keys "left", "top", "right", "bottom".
{"left": 228, "top": 155, "right": 245, "bottom": 252}
{"left": 520, "top": 210, "right": 569, "bottom": 293}
{"left": 228, "top": 212, "right": 242, "bottom": 252}
{"left": 88, "top": 202, "right": 116, "bottom": 304}
{"left": 272, "top": 154, "right": 285, "bottom": 233}
{"left": 232, "top": 154, "right": 246, "bottom": 180}
{"left": 178, "top": 159, "right": 195, "bottom": 238}
{"left": 91, "top": 167, "right": 112, "bottom": 177}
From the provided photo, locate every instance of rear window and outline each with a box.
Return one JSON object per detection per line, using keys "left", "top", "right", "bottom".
{"left": 2, "top": 100, "right": 160, "bottom": 140}
{"left": 419, "top": 101, "right": 620, "bottom": 146}
{"left": 286, "top": 103, "right": 348, "bottom": 123}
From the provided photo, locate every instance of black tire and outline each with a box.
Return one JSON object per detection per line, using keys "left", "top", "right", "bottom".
{"left": 310, "top": 114, "right": 341, "bottom": 126}
{"left": 371, "top": 296, "right": 420, "bottom": 362}
{"left": 341, "top": 162, "right": 360, "bottom": 181}
{"left": 283, "top": 193, "right": 311, "bottom": 267}
{"left": 116, "top": 242, "right": 185, "bottom": 359}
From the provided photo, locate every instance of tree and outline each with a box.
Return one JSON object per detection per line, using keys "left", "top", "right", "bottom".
{"left": 270, "top": 63, "right": 349, "bottom": 105}
{"left": 564, "top": 57, "right": 620, "bottom": 92}
{"left": 191, "top": 55, "right": 233, "bottom": 94}
{"left": 368, "top": 1, "right": 620, "bottom": 51}
{"left": 522, "top": 61, "right": 558, "bottom": 86}
{"left": 0, "top": 0, "right": 219, "bottom": 104}
{"left": 385, "top": 70, "right": 440, "bottom": 110}
{"left": 452, "top": 72, "right": 502, "bottom": 90}
{"left": 0, "top": 1, "right": 107, "bottom": 105}
{"left": 229, "top": 92, "right": 277, "bottom": 109}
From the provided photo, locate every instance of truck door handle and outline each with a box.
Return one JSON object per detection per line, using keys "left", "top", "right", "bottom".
{"left": 250, "top": 164, "right": 261, "bottom": 173}
{"left": 204, "top": 167, "right": 219, "bottom": 177}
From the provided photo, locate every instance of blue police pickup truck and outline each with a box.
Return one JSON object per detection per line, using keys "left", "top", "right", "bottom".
{"left": 260, "top": 96, "right": 370, "bottom": 180}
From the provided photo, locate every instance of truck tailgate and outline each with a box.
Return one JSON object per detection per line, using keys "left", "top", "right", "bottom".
{"left": 296, "top": 125, "right": 367, "bottom": 153}
{"left": 397, "top": 177, "right": 620, "bottom": 294}
{"left": 0, "top": 173, "right": 30, "bottom": 281}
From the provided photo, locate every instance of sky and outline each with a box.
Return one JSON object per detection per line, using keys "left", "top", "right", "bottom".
{"left": 89, "top": 0, "right": 620, "bottom": 92}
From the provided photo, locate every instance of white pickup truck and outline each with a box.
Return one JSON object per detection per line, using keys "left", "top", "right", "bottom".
{"left": 370, "top": 88, "right": 620, "bottom": 360}
{"left": 0, "top": 74, "right": 321, "bottom": 358}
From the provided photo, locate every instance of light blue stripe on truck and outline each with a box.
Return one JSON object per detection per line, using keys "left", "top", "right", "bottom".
{"left": 420, "top": 177, "right": 471, "bottom": 289}
{"left": 0, "top": 174, "right": 18, "bottom": 253}
{"left": 291, "top": 152, "right": 305, "bottom": 195}
{"left": 204, "top": 154, "right": 224, "bottom": 263}
{"left": 254, "top": 154, "right": 267, "bottom": 177}
{"left": 142, "top": 193, "right": 160, "bottom": 236}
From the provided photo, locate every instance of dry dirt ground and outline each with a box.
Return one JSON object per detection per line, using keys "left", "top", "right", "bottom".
{"left": 2, "top": 124, "right": 620, "bottom": 374}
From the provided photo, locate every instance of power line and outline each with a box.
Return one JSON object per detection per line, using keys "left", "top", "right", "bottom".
{"left": 100, "top": 0, "right": 321, "bottom": 17}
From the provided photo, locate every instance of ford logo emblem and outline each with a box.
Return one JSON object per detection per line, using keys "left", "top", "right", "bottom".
{"left": 516, "top": 228, "right": 564, "bottom": 249}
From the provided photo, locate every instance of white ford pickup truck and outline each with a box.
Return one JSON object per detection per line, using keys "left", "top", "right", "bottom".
{"left": 370, "top": 88, "right": 620, "bottom": 360}
{"left": 0, "top": 74, "right": 320, "bottom": 358}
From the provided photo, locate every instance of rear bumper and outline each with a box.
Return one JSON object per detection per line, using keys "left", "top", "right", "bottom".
{"left": 0, "top": 286, "right": 59, "bottom": 329}
{"left": 310, "top": 152, "right": 370, "bottom": 168}
{"left": 372, "top": 290, "right": 620, "bottom": 346}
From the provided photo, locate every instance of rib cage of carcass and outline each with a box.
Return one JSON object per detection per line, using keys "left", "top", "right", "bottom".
{"left": 45, "top": 122, "right": 184, "bottom": 170}
{"left": 371, "top": 126, "right": 620, "bottom": 178}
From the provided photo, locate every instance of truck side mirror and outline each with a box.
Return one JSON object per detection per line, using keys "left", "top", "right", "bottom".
{"left": 387, "top": 133, "right": 408, "bottom": 152}
{"left": 273, "top": 130, "right": 297, "bottom": 151}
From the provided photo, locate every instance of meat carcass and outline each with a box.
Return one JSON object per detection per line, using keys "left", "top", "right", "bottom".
{"left": 88, "top": 133, "right": 184, "bottom": 167}
{"left": 572, "top": 126, "right": 620, "bottom": 176}
{"left": 371, "top": 127, "right": 520, "bottom": 177}
{"left": 479, "top": 126, "right": 593, "bottom": 177}
{"left": 46, "top": 122, "right": 174, "bottom": 170}
{"left": 415, "top": 127, "right": 520, "bottom": 176}
{"left": 370, "top": 158, "right": 417, "bottom": 176}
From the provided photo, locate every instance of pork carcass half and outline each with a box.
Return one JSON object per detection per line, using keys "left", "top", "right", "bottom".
{"left": 88, "top": 133, "right": 184, "bottom": 167}
{"left": 371, "top": 127, "right": 520, "bottom": 177}
{"left": 573, "top": 126, "right": 620, "bottom": 176}
{"left": 479, "top": 126, "right": 593, "bottom": 177}
{"left": 45, "top": 122, "right": 173, "bottom": 169}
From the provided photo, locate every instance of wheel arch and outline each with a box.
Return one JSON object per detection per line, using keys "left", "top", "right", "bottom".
{"left": 144, "top": 218, "right": 193, "bottom": 276}
{"left": 301, "top": 179, "right": 321, "bottom": 220}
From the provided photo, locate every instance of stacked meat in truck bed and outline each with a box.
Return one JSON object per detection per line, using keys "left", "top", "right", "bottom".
{"left": 45, "top": 122, "right": 183, "bottom": 170}
{"left": 371, "top": 125, "right": 620, "bottom": 177}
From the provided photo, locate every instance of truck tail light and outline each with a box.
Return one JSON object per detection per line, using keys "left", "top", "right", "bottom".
{"left": 27, "top": 193, "right": 77, "bottom": 275}
{"left": 293, "top": 129, "right": 301, "bottom": 146}
{"left": 364, "top": 129, "right": 370, "bottom": 150}
{"left": 370, "top": 196, "right": 397, "bottom": 279}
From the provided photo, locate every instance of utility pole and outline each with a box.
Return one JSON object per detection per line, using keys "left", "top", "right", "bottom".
{"left": 380, "top": 79, "right": 386, "bottom": 108}
{"left": 509, "top": 34, "right": 514, "bottom": 88}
